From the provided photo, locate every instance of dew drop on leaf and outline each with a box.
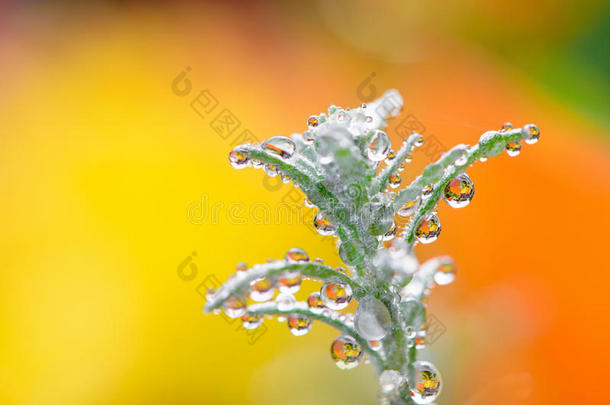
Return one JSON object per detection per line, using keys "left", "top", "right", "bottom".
{"left": 278, "top": 270, "right": 302, "bottom": 294}
{"left": 223, "top": 296, "right": 247, "bottom": 318}
{"left": 433, "top": 257, "right": 456, "bottom": 286}
{"left": 314, "top": 212, "right": 335, "bottom": 236}
{"left": 415, "top": 215, "right": 441, "bottom": 244}
{"left": 522, "top": 123, "right": 540, "bottom": 144}
{"left": 262, "top": 136, "right": 296, "bottom": 160}
{"left": 285, "top": 248, "right": 309, "bottom": 263}
{"left": 354, "top": 297, "right": 391, "bottom": 340}
{"left": 410, "top": 361, "right": 442, "bottom": 404}
{"left": 330, "top": 335, "right": 363, "bottom": 370}
{"left": 397, "top": 197, "right": 420, "bottom": 217}
{"left": 443, "top": 173, "right": 474, "bottom": 208}
{"left": 320, "top": 282, "right": 353, "bottom": 310}
{"left": 228, "top": 148, "right": 249, "bottom": 169}
{"left": 249, "top": 278, "right": 275, "bottom": 302}
{"left": 275, "top": 292, "right": 296, "bottom": 311}
{"left": 241, "top": 312, "right": 263, "bottom": 329}
{"left": 505, "top": 141, "right": 521, "bottom": 157}
{"left": 366, "top": 130, "right": 391, "bottom": 162}
{"left": 287, "top": 313, "right": 312, "bottom": 336}
{"left": 307, "top": 292, "right": 325, "bottom": 312}
{"left": 389, "top": 173, "right": 401, "bottom": 189}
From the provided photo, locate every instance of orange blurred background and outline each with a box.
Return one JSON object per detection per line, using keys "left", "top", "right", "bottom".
{"left": 1, "top": 1, "right": 609, "bottom": 404}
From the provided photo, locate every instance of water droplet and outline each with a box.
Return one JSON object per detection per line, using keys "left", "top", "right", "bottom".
{"left": 204, "top": 288, "right": 216, "bottom": 302}
{"left": 354, "top": 297, "right": 392, "bottom": 340}
{"left": 397, "top": 162, "right": 406, "bottom": 172}
{"left": 414, "top": 135, "right": 424, "bottom": 147}
{"left": 379, "top": 370, "right": 405, "bottom": 400}
{"left": 369, "top": 340, "right": 382, "bottom": 351}
{"left": 241, "top": 312, "right": 263, "bottom": 329}
{"left": 314, "top": 257, "right": 324, "bottom": 265}
{"left": 275, "top": 293, "right": 296, "bottom": 311}
{"left": 307, "top": 292, "right": 325, "bottom": 312}
{"left": 415, "top": 331, "right": 426, "bottom": 349}
{"left": 367, "top": 130, "right": 391, "bottom": 162}
{"left": 479, "top": 157, "right": 488, "bottom": 162}
{"left": 287, "top": 313, "right": 312, "bottom": 336}
{"left": 314, "top": 212, "right": 335, "bottom": 236}
{"left": 389, "top": 173, "right": 401, "bottom": 189}
{"left": 522, "top": 123, "right": 540, "bottom": 144}
{"left": 382, "top": 223, "right": 397, "bottom": 242}
{"left": 415, "top": 215, "right": 441, "bottom": 244}
{"left": 223, "top": 296, "right": 247, "bottom": 318}
{"left": 397, "top": 197, "right": 420, "bottom": 217}
{"left": 421, "top": 184, "right": 434, "bottom": 199}
{"left": 320, "top": 282, "right": 353, "bottom": 310}
{"left": 262, "top": 136, "right": 296, "bottom": 160}
{"left": 228, "top": 148, "right": 249, "bottom": 169}
{"left": 281, "top": 174, "right": 290, "bottom": 183}
{"left": 278, "top": 270, "right": 302, "bottom": 294}
{"left": 307, "top": 115, "right": 319, "bottom": 128}
{"left": 386, "top": 150, "right": 396, "bottom": 162}
{"left": 505, "top": 141, "right": 521, "bottom": 157}
{"left": 443, "top": 173, "right": 474, "bottom": 208}
{"left": 331, "top": 335, "right": 363, "bottom": 370}
{"left": 304, "top": 196, "right": 315, "bottom": 208}
{"left": 501, "top": 122, "right": 513, "bottom": 131}
{"left": 249, "top": 278, "right": 275, "bottom": 302}
{"left": 285, "top": 248, "right": 309, "bottom": 263}
{"left": 410, "top": 361, "right": 442, "bottom": 404}
{"left": 433, "top": 257, "right": 456, "bottom": 285}
{"left": 303, "top": 130, "right": 314, "bottom": 145}
{"left": 235, "top": 262, "right": 248, "bottom": 273}
{"left": 264, "top": 163, "right": 278, "bottom": 177}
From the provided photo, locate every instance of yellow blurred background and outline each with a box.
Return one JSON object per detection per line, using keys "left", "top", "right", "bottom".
{"left": 1, "top": 1, "right": 609, "bottom": 404}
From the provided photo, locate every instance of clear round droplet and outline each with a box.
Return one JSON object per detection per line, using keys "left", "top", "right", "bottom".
{"left": 287, "top": 313, "right": 312, "bottom": 336}
{"left": 369, "top": 340, "right": 382, "bottom": 351}
{"left": 433, "top": 257, "right": 456, "bottom": 286}
{"left": 235, "top": 262, "right": 248, "bottom": 273}
{"left": 330, "top": 335, "right": 363, "bottom": 370}
{"left": 307, "top": 115, "right": 319, "bottom": 128}
{"left": 386, "top": 150, "right": 396, "bottom": 162}
{"left": 275, "top": 292, "right": 296, "bottom": 311}
{"left": 443, "top": 173, "right": 474, "bottom": 208}
{"left": 228, "top": 148, "right": 249, "bottom": 169}
{"left": 397, "top": 197, "right": 420, "bottom": 217}
{"left": 501, "top": 122, "right": 513, "bottom": 131}
{"left": 415, "top": 215, "right": 441, "bottom": 244}
{"left": 367, "top": 130, "right": 391, "bottom": 162}
{"left": 278, "top": 270, "right": 302, "bottom": 294}
{"left": 249, "top": 278, "right": 275, "bottom": 302}
{"left": 262, "top": 136, "right": 296, "bottom": 160}
{"left": 241, "top": 312, "right": 263, "bottom": 329}
{"left": 304, "top": 196, "right": 315, "bottom": 208}
{"left": 522, "top": 123, "right": 540, "bottom": 144}
{"left": 307, "top": 292, "right": 325, "bottom": 312}
{"left": 223, "top": 296, "right": 247, "bottom": 318}
{"left": 320, "top": 282, "right": 353, "bottom": 310}
{"left": 414, "top": 135, "right": 424, "bottom": 147}
{"left": 410, "top": 361, "right": 442, "bottom": 404}
{"left": 505, "top": 141, "right": 521, "bottom": 157}
{"left": 354, "top": 297, "right": 392, "bottom": 340}
{"left": 389, "top": 173, "right": 401, "bottom": 189}
{"left": 285, "top": 247, "right": 309, "bottom": 263}
{"left": 314, "top": 212, "right": 335, "bottom": 236}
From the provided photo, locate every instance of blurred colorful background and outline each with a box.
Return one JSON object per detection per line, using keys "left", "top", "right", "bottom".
{"left": 1, "top": 1, "right": 609, "bottom": 404}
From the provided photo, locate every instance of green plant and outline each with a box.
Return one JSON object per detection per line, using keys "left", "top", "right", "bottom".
{"left": 204, "top": 90, "right": 539, "bottom": 404}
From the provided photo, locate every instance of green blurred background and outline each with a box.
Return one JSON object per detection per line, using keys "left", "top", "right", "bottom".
{"left": 0, "top": 1, "right": 608, "bottom": 404}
